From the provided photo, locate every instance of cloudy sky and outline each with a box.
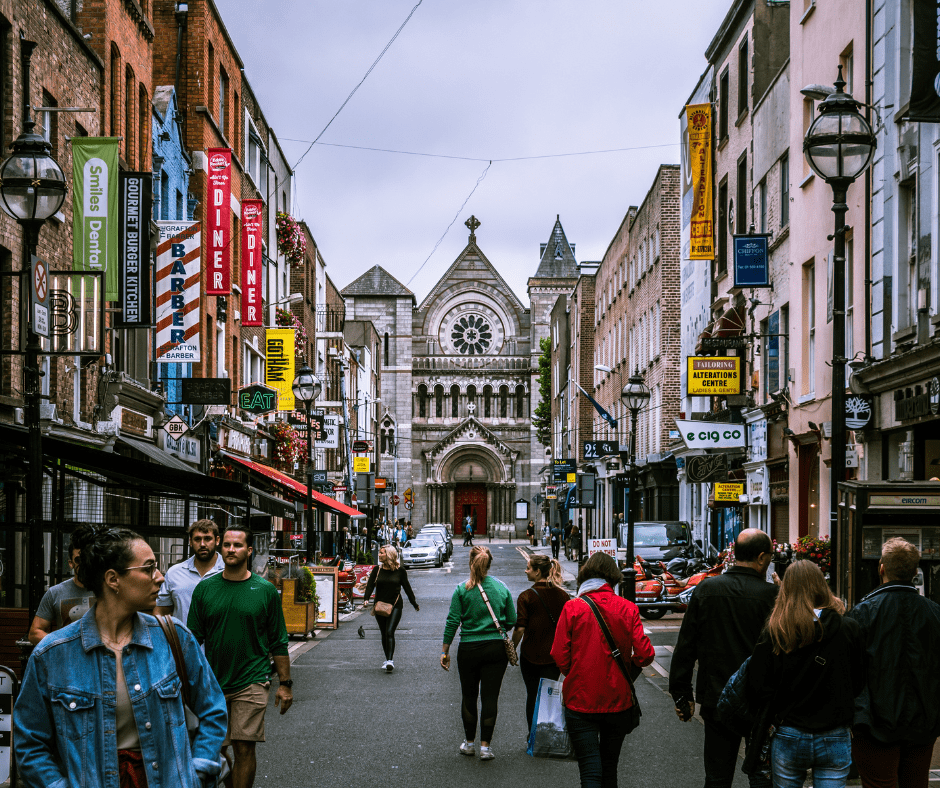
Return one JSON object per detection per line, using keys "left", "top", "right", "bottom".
{"left": 216, "top": 0, "right": 730, "bottom": 303}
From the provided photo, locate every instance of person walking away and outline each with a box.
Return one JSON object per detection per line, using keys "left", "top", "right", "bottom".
{"left": 512, "top": 555, "right": 569, "bottom": 730}
{"left": 155, "top": 518, "right": 225, "bottom": 626}
{"left": 363, "top": 545, "right": 420, "bottom": 672}
{"left": 189, "top": 527, "right": 293, "bottom": 788}
{"left": 441, "top": 545, "right": 516, "bottom": 761}
{"left": 28, "top": 524, "right": 97, "bottom": 644}
{"left": 14, "top": 527, "right": 227, "bottom": 788}
{"left": 571, "top": 520, "right": 582, "bottom": 562}
{"left": 564, "top": 521, "right": 573, "bottom": 560}
{"left": 550, "top": 524, "right": 563, "bottom": 560}
{"left": 744, "top": 560, "right": 864, "bottom": 787}
{"left": 406, "top": 523, "right": 415, "bottom": 541}
{"left": 669, "top": 528, "right": 778, "bottom": 788}
{"left": 847, "top": 537, "right": 940, "bottom": 788}
{"left": 541, "top": 523, "right": 549, "bottom": 547}
{"left": 462, "top": 516, "right": 471, "bottom": 547}
{"left": 551, "top": 552, "right": 654, "bottom": 787}
{"left": 526, "top": 520, "right": 536, "bottom": 547}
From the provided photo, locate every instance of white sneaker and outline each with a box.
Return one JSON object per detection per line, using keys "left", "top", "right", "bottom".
{"left": 479, "top": 746, "right": 494, "bottom": 760}
{"left": 381, "top": 660, "right": 389, "bottom": 670}
{"left": 459, "top": 740, "right": 475, "bottom": 756}
{"left": 386, "top": 660, "right": 394, "bottom": 672}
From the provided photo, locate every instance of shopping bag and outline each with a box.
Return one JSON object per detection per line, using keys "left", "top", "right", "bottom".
{"left": 527, "top": 678, "right": 575, "bottom": 759}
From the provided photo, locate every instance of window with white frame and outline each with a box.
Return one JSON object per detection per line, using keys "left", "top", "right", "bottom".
{"left": 804, "top": 261, "right": 815, "bottom": 394}
{"left": 244, "top": 341, "right": 264, "bottom": 385}
{"left": 244, "top": 110, "right": 266, "bottom": 190}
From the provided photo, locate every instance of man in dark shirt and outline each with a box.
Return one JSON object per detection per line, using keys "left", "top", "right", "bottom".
{"left": 669, "top": 529, "right": 777, "bottom": 788}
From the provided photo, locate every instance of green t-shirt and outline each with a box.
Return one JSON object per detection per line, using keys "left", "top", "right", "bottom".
{"left": 188, "top": 572, "right": 289, "bottom": 694}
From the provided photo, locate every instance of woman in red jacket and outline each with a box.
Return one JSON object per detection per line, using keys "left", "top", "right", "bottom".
{"left": 551, "top": 552, "right": 654, "bottom": 788}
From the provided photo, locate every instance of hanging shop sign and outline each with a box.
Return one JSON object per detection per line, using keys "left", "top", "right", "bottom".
{"left": 583, "top": 440, "right": 618, "bottom": 459}
{"left": 162, "top": 414, "right": 188, "bottom": 438}
{"left": 732, "top": 235, "right": 771, "bottom": 288}
{"left": 265, "top": 328, "right": 295, "bottom": 411}
{"left": 294, "top": 413, "right": 340, "bottom": 448}
{"left": 353, "top": 456, "right": 371, "bottom": 473}
{"left": 181, "top": 377, "right": 230, "bottom": 405}
{"left": 240, "top": 199, "right": 263, "bottom": 325}
{"left": 686, "top": 453, "right": 728, "bottom": 483}
{"left": 675, "top": 419, "right": 746, "bottom": 449}
{"left": 374, "top": 477, "right": 388, "bottom": 490}
{"left": 30, "top": 255, "right": 50, "bottom": 338}
{"left": 552, "top": 458, "right": 577, "bottom": 481}
{"left": 205, "top": 148, "right": 232, "bottom": 295}
{"left": 894, "top": 379, "right": 940, "bottom": 422}
{"left": 686, "top": 356, "right": 742, "bottom": 396}
{"left": 160, "top": 431, "right": 201, "bottom": 464}
{"left": 352, "top": 440, "right": 371, "bottom": 453}
{"left": 309, "top": 414, "right": 325, "bottom": 441}
{"left": 909, "top": 0, "right": 940, "bottom": 121}
{"left": 155, "top": 221, "right": 201, "bottom": 363}
{"left": 72, "top": 137, "right": 120, "bottom": 301}
{"left": 686, "top": 103, "right": 714, "bottom": 260}
{"left": 116, "top": 172, "right": 153, "bottom": 327}
{"left": 714, "top": 482, "right": 745, "bottom": 504}
{"left": 238, "top": 384, "right": 279, "bottom": 414}
{"left": 845, "top": 396, "right": 873, "bottom": 430}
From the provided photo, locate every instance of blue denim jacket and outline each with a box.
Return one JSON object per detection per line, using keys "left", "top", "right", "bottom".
{"left": 14, "top": 607, "right": 227, "bottom": 788}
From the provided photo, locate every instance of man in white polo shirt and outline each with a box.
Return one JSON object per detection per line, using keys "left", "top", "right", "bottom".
{"left": 155, "top": 518, "right": 224, "bottom": 624}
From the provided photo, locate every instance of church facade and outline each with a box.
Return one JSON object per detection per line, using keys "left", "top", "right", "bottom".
{"left": 341, "top": 216, "right": 578, "bottom": 534}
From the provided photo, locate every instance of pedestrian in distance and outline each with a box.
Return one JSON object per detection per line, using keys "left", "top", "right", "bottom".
{"left": 511, "top": 554, "right": 569, "bottom": 730}
{"left": 541, "top": 523, "right": 549, "bottom": 547}
{"left": 14, "top": 527, "right": 227, "bottom": 788}
{"left": 188, "top": 527, "right": 292, "bottom": 788}
{"left": 526, "top": 519, "right": 536, "bottom": 546}
{"left": 550, "top": 524, "right": 563, "bottom": 560}
{"left": 154, "top": 518, "right": 225, "bottom": 627}
{"left": 551, "top": 552, "right": 654, "bottom": 788}
{"left": 28, "top": 523, "right": 97, "bottom": 645}
{"left": 441, "top": 545, "right": 516, "bottom": 761}
{"left": 406, "top": 522, "right": 415, "bottom": 541}
{"left": 363, "top": 545, "right": 420, "bottom": 672}
{"left": 847, "top": 537, "right": 940, "bottom": 788}
{"left": 669, "top": 528, "right": 778, "bottom": 788}
{"left": 571, "top": 520, "right": 582, "bottom": 562}
{"left": 564, "top": 520, "right": 573, "bottom": 559}
{"left": 744, "top": 560, "right": 864, "bottom": 787}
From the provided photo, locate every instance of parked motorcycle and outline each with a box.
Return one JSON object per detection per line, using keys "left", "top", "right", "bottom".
{"left": 632, "top": 547, "right": 726, "bottom": 620}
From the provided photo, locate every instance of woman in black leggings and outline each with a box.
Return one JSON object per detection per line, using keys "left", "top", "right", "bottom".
{"left": 441, "top": 546, "right": 517, "bottom": 761}
{"left": 364, "top": 546, "right": 419, "bottom": 672}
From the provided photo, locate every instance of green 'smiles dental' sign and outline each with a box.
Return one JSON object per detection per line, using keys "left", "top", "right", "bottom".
{"left": 72, "top": 138, "right": 120, "bottom": 302}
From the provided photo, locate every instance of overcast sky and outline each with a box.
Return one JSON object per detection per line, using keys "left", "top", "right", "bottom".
{"left": 216, "top": 0, "right": 731, "bottom": 304}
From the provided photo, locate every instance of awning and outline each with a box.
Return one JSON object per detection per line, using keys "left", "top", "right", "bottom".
{"left": 117, "top": 436, "right": 200, "bottom": 474}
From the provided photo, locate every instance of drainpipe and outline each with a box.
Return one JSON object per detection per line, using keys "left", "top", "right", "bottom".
{"left": 174, "top": 3, "right": 188, "bottom": 114}
{"left": 864, "top": 0, "right": 872, "bottom": 359}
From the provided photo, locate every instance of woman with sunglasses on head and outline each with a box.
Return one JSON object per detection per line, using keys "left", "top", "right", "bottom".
{"left": 14, "top": 527, "right": 227, "bottom": 788}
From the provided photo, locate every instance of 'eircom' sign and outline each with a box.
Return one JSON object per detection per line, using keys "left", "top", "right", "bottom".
{"left": 675, "top": 420, "right": 746, "bottom": 450}
{"left": 687, "top": 356, "right": 742, "bottom": 396}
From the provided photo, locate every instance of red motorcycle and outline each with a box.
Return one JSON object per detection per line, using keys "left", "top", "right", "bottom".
{"left": 633, "top": 552, "right": 726, "bottom": 619}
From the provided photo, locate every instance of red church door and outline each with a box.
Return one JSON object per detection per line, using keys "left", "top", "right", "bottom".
{"left": 454, "top": 483, "right": 487, "bottom": 534}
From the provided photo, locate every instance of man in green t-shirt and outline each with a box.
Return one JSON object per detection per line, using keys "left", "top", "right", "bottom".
{"left": 189, "top": 527, "right": 291, "bottom": 788}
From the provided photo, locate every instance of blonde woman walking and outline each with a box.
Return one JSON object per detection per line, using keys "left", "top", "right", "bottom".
{"left": 441, "top": 546, "right": 516, "bottom": 761}
{"left": 363, "top": 545, "right": 419, "bottom": 673}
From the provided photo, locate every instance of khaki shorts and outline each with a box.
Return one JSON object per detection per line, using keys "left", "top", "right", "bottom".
{"left": 223, "top": 682, "right": 270, "bottom": 744}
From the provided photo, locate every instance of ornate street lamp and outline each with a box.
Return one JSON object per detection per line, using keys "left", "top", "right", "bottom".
{"left": 292, "top": 363, "right": 322, "bottom": 561}
{"left": 802, "top": 66, "right": 876, "bottom": 591}
{"left": 0, "top": 119, "right": 67, "bottom": 618}
{"left": 620, "top": 370, "right": 650, "bottom": 604}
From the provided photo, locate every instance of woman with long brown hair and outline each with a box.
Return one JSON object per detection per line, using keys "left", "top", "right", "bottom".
{"left": 440, "top": 545, "right": 516, "bottom": 761}
{"left": 744, "top": 560, "right": 864, "bottom": 787}
{"left": 512, "top": 554, "right": 569, "bottom": 730}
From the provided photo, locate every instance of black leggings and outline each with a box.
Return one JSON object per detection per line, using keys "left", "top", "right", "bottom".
{"left": 520, "top": 655, "right": 561, "bottom": 731}
{"left": 376, "top": 605, "right": 402, "bottom": 660}
{"left": 457, "top": 640, "right": 509, "bottom": 743}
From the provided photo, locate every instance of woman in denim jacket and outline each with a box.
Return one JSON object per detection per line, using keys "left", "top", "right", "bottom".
{"left": 14, "top": 528, "right": 227, "bottom": 788}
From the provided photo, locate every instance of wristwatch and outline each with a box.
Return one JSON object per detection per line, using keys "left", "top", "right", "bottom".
{"left": 280, "top": 679, "right": 294, "bottom": 689}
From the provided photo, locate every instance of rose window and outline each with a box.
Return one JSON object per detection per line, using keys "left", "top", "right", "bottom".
{"left": 450, "top": 314, "right": 492, "bottom": 355}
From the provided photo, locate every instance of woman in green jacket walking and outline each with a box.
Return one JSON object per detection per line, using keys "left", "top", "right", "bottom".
{"left": 440, "top": 545, "right": 516, "bottom": 761}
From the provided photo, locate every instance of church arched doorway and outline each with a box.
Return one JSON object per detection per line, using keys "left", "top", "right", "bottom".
{"left": 438, "top": 448, "right": 505, "bottom": 535}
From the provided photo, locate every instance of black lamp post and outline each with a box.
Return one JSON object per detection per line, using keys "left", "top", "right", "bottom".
{"left": 0, "top": 119, "right": 67, "bottom": 617}
{"left": 620, "top": 369, "right": 650, "bottom": 603}
{"left": 802, "top": 66, "right": 876, "bottom": 589}
{"left": 291, "top": 363, "right": 321, "bottom": 562}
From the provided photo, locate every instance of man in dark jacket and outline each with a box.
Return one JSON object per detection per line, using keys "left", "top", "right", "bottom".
{"left": 847, "top": 537, "right": 940, "bottom": 787}
{"left": 669, "top": 529, "right": 777, "bottom": 788}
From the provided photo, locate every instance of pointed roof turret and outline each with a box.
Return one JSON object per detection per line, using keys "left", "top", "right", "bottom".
{"left": 341, "top": 265, "right": 415, "bottom": 302}
{"left": 533, "top": 215, "right": 578, "bottom": 278}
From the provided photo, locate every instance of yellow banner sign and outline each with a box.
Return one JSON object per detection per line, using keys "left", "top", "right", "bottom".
{"left": 687, "top": 356, "right": 742, "bottom": 396}
{"left": 353, "top": 456, "right": 371, "bottom": 473}
{"left": 686, "top": 104, "right": 714, "bottom": 260}
{"left": 714, "top": 482, "right": 744, "bottom": 503}
{"left": 265, "top": 328, "right": 295, "bottom": 411}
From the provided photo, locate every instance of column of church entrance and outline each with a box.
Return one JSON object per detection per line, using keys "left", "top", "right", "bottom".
{"left": 445, "top": 483, "right": 455, "bottom": 529}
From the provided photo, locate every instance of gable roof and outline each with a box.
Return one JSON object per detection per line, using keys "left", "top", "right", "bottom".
{"left": 533, "top": 215, "right": 578, "bottom": 279}
{"left": 341, "top": 265, "right": 415, "bottom": 301}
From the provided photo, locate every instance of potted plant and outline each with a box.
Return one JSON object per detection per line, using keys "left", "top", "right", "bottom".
{"left": 793, "top": 534, "right": 831, "bottom": 578}
{"left": 275, "top": 307, "right": 308, "bottom": 362}
{"left": 276, "top": 212, "right": 307, "bottom": 268}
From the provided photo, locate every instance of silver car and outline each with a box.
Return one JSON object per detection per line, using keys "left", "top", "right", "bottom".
{"left": 420, "top": 526, "right": 453, "bottom": 559}
{"left": 402, "top": 537, "right": 444, "bottom": 568}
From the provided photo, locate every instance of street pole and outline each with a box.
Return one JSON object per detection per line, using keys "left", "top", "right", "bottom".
{"left": 622, "top": 407, "right": 639, "bottom": 604}
{"left": 393, "top": 437, "right": 399, "bottom": 524}
{"left": 338, "top": 357, "right": 355, "bottom": 510}
{"left": 305, "top": 397, "right": 315, "bottom": 563}
{"left": 829, "top": 184, "right": 848, "bottom": 585}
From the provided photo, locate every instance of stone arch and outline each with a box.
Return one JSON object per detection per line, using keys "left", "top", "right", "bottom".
{"left": 436, "top": 444, "right": 506, "bottom": 484}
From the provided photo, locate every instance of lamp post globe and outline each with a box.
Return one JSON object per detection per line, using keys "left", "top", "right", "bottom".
{"left": 621, "top": 370, "right": 651, "bottom": 414}
{"left": 291, "top": 364, "right": 321, "bottom": 404}
{"left": 0, "top": 120, "right": 67, "bottom": 226}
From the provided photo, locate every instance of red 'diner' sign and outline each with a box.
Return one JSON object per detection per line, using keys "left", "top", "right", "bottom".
{"left": 240, "top": 199, "right": 263, "bottom": 325}
{"left": 205, "top": 148, "right": 231, "bottom": 294}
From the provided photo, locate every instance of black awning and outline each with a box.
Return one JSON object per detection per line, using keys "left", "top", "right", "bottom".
{"left": 116, "top": 436, "right": 201, "bottom": 474}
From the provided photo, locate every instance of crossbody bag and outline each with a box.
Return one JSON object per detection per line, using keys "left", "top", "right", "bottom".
{"left": 370, "top": 568, "right": 401, "bottom": 617}
{"left": 479, "top": 585, "right": 519, "bottom": 666}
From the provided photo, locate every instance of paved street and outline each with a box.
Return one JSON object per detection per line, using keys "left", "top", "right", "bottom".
{"left": 255, "top": 541, "right": 753, "bottom": 787}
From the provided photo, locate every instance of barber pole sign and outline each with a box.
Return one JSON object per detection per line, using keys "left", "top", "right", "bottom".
{"left": 241, "top": 199, "right": 263, "bottom": 326}
{"left": 155, "top": 221, "right": 201, "bottom": 363}
{"left": 205, "top": 148, "right": 232, "bottom": 294}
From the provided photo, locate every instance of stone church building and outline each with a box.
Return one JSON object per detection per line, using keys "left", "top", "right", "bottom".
{"left": 341, "top": 216, "right": 577, "bottom": 533}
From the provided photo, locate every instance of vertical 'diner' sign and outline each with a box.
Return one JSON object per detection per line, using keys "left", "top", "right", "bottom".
{"left": 155, "top": 221, "right": 201, "bottom": 362}
{"left": 72, "top": 138, "right": 120, "bottom": 301}
{"left": 265, "top": 328, "right": 295, "bottom": 411}
{"left": 205, "top": 148, "right": 232, "bottom": 294}
{"left": 241, "top": 199, "right": 263, "bottom": 326}
{"left": 116, "top": 172, "right": 153, "bottom": 327}
{"left": 686, "top": 104, "right": 714, "bottom": 261}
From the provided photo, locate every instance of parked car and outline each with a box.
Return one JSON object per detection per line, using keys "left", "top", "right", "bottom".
{"left": 420, "top": 525, "right": 453, "bottom": 559}
{"left": 402, "top": 536, "right": 444, "bottom": 568}
{"left": 616, "top": 521, "right": 692, "bottom": 563}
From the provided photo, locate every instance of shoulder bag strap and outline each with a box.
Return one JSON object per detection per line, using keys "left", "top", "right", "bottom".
{"left": 532, "top": 587, "right": 558, "bottom": 626}
{"left": 156, "top": 614, "right": 192, "bottom": 709}
{"left": 478, "top": 585, "right": 507, "bottom": 637}
{"left": 582, "top": 594, "right": 640, "bottom": 709}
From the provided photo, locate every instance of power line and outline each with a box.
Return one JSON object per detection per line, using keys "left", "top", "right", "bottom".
{"left": 291, "top": 0, "right": 424, "bottom": 171}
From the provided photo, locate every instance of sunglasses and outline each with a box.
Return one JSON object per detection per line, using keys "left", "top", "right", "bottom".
{"left": 118, "top": 561, "right": 163, "bottom": 579}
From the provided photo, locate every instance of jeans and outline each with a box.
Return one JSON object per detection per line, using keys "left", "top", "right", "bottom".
{"left": 519, "top": 655, "right": 560, "bottom": 731}
{"left": 771, "top": 726, "right": 851, "bottom": 788}
{"left": 457, "top": 640, "right": 508, "bottom": 743}
{"left": 700, "top": 706, "right": 772, "bottom": 788}
{"left": 565, "top": 707, "right": 636, "bottom": 788}
{"left": 851, "top": 729, "right": 936, "bottom": 788}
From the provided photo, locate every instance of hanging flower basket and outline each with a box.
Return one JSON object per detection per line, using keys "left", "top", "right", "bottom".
{"left": 275, "top": 307, "right": 307, "bottom": 361}
{"left": 793, "top": 535, "right": 831, "bottom": 575}
{"left": 276, "top": 212, "right": 307, "bottom": 269}
{"left": 271, "top": 420, "right": 304, "bottom": 466}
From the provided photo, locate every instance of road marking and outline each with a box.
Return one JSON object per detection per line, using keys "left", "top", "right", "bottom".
{"left": 649, "top": 660, "right": 669, "bottom": 678}
{"left": 653, "top": 646, "right": 672, "bottom": 657}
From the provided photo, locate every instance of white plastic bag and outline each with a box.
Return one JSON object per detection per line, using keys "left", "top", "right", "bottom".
{"left": 527, "top": 678, "right": 575, "bottom": 759}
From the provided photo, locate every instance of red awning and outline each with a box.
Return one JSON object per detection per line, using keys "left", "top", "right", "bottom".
{"left": 220, "top": 452, "right": 365, "bottom": 519}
